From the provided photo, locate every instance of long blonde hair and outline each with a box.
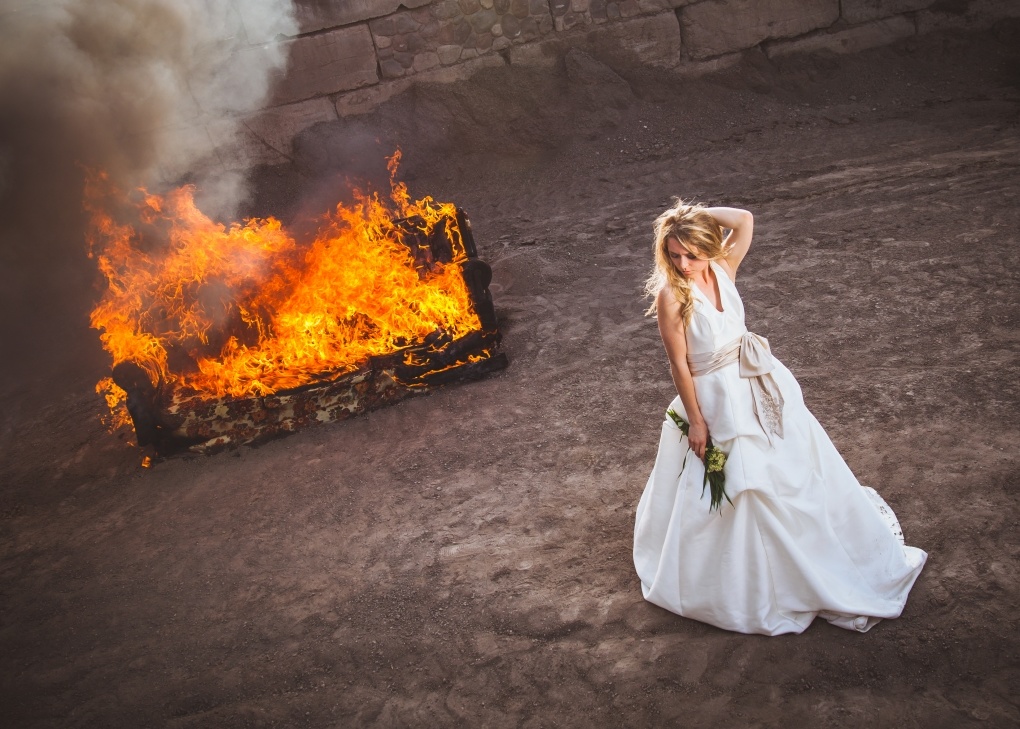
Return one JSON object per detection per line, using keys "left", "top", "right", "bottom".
{"left": 644, "top": 199, "right": 726, "bottom": 324}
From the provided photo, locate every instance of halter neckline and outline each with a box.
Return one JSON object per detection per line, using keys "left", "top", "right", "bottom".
{"left": 693, "top": 262, "right": 726, "bottom": 314}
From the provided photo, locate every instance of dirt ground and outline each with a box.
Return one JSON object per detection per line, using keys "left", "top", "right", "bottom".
{"left": 1, "top": 22, "right": 1018, "bottom": 728}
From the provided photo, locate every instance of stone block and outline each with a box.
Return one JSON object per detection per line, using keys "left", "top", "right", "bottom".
{"left": 637, "top": 0, "right": 677, "bottom": 12}
{"left": 421, "top": 19, "right": 442, "bottom": 38}
{"left": 502, "top": 13, "right": 523, "bottom": 36}
{"left": 414, "top": 52, "right": 507, "bottom": 83}
{"left": 393, "top": 13, "right": 424, "bottom": 34}
{"left": 292, "top": 0, "right": 434, "bottom": 35}
{"left": 675, "top": 50, "right": 743, "bottom": 76}
{"left": 434, "top": 0, "right": 463, "bottom": 20}
{"left": 435, "top": 18, "right": 473, "bottom": 44}
{"left": 437, "top": 44, "right": 464, "bottom": 63}
{"left": 508, "top": 37, "right": 565, "bottom": 66}
{"left": 916, "top": 0, "right": 1020, "bottom": 34}
{"left": 520, "top": 15, "right": 544, "bottom": 39}
{"left": 217, "top": 97, "right": 337, "bottom": 167}
{"left": 380, "top": 59, "right": 407, "bottom": 78}
{"left": 410, "top": 6, "right": 435, "bottom": 24}
{"left": 619, "top": 0, "right": 642, "bottom": 17}
{"left": 556, "top": 10, "right": 590, "bottom": 30}
{"left": 413, "top": 51, "right": 443, "bottom": 72}
{"left": 369, "top": 15, "right": 397, "bottom": 35}
{"left": 406, "top": 33, "right": 429, "bottom": 52}
{"left": 468, "top": 7, "right": 500, "bottom": 31}
{"left": 336, "top": 78, "right": 414, "bottom": 117}
{"left": 511, "top": 0, "right": 531, "bottom": 17}
{"left": 271, "top": 25, "right": 378, "bottom": 104}
{"left": 680, "top": 0, "right": 839, "bottom": 59}
{"left": 587, "top": 11, "right": 683, "bottom": 68}
{"left": 339, "top": 0, "right": 559, "bottom": 89}
{"left": 765, "top": 15, "right": 915, "bottom": 57}
{"left": 840, "top": 0, "right": 935, "bottom": 24}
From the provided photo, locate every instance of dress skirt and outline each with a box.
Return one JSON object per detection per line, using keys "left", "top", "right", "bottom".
{"left": 633, "top": 392, "right": 928, "bottom": 636}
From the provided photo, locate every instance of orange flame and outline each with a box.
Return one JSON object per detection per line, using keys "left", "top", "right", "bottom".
{"left": 87, "top": 152, "right": 481, "bottom": 425}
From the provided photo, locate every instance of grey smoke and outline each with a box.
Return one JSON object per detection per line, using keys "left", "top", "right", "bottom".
{"left": 0, "top": 0, "right": 297, "bottom": 380}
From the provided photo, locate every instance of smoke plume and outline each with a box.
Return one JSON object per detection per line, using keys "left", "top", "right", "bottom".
{"left": 0, "top": 0, "right": 297, "bottom": 381}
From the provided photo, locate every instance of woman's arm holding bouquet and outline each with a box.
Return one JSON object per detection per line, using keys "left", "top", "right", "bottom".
{"left": 656, "top": 287, "right": 709, "bottom": 459}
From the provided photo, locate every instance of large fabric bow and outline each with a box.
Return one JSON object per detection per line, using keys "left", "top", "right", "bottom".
{"left": 737, "top": 332, "right": 785, "bottom": 444}
{"left": 686, "top": 332, "right": 785, "bottom": 445}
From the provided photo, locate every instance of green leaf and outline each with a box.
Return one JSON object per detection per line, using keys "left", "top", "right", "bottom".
{"left": 666, "top": 407, "right": 690, "bottom": 436}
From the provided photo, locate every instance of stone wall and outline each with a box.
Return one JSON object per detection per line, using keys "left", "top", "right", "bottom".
{"left": 221, "top": 0, "right": 1018, "bottom": 167}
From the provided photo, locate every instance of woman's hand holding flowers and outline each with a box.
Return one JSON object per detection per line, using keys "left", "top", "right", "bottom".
{"left": 667, "top": 408, "right": 732, "bottom": 512}
{"left": 688, "top": 420, "right": 709, "bottom": 459}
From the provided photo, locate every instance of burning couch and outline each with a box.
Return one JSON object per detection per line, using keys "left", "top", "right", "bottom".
{"left": 87, "top": 159, "right": 506, "bottom": 455}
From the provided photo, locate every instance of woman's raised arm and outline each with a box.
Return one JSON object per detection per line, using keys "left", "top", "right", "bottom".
{"left": 705, "top": 207, "right": 753, "bottom": 277}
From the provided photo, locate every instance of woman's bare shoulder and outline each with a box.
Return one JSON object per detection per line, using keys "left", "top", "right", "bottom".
{"left": 656, "top": 286, "right": 681, "bottom": 318}
{"left": 655, "top": 286, "right": 685, "bottom": 334}
{"left": 656, "top": 285, "right": 678, "bottom": 307}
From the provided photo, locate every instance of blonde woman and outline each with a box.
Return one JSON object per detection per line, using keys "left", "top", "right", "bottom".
{"left": 633, "top": 201, "right": 926, "bottom": 635}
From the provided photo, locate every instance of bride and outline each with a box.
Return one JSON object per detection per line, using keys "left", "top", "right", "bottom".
{"left": 633, "top": 200, "right": 926, "bottom": 635}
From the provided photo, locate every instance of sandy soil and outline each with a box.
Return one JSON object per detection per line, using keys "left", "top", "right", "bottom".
{"left": 2, "top": 23, "right": 1018, "bottom": 728}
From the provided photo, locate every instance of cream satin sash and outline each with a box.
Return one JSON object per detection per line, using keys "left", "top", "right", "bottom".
{"left": 687, "top": 332, "right": 785, "bottom": 444}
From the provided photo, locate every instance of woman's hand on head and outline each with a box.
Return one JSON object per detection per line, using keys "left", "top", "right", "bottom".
{"left": 688, "top": 421, "right": 709, "bottom": 460}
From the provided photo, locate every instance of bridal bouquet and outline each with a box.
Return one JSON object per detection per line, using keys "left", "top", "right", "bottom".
{"left": 667, "top": 408, "right": 732, "bottom": 512}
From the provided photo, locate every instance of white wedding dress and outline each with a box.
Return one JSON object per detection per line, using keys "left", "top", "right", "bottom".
{"left": 633, "top": 263, "right": 927, "bottom": 635}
